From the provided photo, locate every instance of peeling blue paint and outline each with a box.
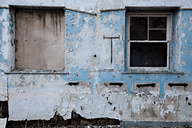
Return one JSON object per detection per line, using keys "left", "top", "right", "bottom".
{"left": 63, "top": 9, "right": 192, "bottom": 100}
{"left": 0, "top": 20, "right": 5, "bottom": 43}
{"left": 1, "top": 7, "right": 192, "bottom": 107}
{"left": 104, "top": 20, "right": 113, "bottom": 27}
{"left": 178, "top": 10, "right": 192, "bottom": 74}
{"left": 8, "top": 83, "right": 15, "bottom": 89}
{"left": 100, "top": 11, "right": 111, "bottom": 23}
{"left": 0, "top": 9, "right": 3, "bottom": 16}
{"left": 115, "top": 40, "right": 123, "bottom": 55}
{"left": 112, "top": 10, "right": 125, "bottom": 35}
{"left": 65, "top": 10, "right": 86, "bottom": 34}
{"left": 114, "top": 64, "right": 124, "bottom": 72}
{"left": 8, "top": 11, "right": 14, "bottom": 35}
{"left": 101, "top": 10, "right": 125, "bottom": 34}
{"left": 0, "top": 38, "right": 8, "bottom": 66}
{"left": 65, "top": 9, "right": 96, "bottom": 55}
{"left": 88, "top": 18, "right": 96, "bottom": 32}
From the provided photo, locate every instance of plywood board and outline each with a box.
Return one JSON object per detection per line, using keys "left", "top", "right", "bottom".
{"left": 15, "top": 10, "right": 65, "bottom": 70}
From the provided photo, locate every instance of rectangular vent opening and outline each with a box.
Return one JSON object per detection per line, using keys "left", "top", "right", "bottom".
{"left": 136, "top": 83, "right": 156, "bottom": 88}
{"left": 68, "top": 82, "right": 79, "bottom": 86}
{"left": 168, "top": 83, "right": 188, "bottom": 87}
{"left": 109, "top": 82, "right": 123, "bottom": 86}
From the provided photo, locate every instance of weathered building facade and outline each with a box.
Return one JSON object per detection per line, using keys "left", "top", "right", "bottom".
{"left": 0, "top": 0, "right": 192, "bottom": 127}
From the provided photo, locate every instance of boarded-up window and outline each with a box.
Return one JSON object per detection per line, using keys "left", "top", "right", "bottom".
{"left": 15, "top": 9, "right": 65, "bottom": 70}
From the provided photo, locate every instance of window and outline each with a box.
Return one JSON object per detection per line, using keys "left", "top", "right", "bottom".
{"left": 15, "top": 8, "right": 65, "bottom": 70}
{"left": 127, "top": 13, "right": 171, "bottom": 70}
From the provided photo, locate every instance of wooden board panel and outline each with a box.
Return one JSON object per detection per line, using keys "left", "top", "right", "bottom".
{"left": 15, "top": 10, "right": 65, "bottom": 70}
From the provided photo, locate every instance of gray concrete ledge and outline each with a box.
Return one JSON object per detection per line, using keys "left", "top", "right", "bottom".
{"left": 121, "top": 121, "right": 192, "bottom": 127}
{"left": 122, "top": 71, "right": 186, "bottom": 75}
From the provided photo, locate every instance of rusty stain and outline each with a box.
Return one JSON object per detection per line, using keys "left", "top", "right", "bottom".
{"left": 100, "top": 8, "right": 126, "bottom": 12}
{"left": 118, "top": 111, "right": 122, "bottom": 116}
{"left": 80, "top": 106, "right": 83, "bottom": 111}
{"left": 65, "top": 8, "right": 97, "bottom": 15}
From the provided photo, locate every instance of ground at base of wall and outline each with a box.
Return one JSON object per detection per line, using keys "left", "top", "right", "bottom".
{"left": 6, "top": 121, "right": 192, "bottom": 128}
{"left": 6, "top": 114, "right": 120, "bottom": 128}
{"left": 6, "top": 121, "right": 120, "bottom": 128}
{"left": 5, "top": 112, "right": 192, "bottom": 128}
{"left": 5, "top": 123, "right": 192, "bottom": 128}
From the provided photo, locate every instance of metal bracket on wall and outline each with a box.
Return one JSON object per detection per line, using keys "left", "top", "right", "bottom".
{"left": 65, "top": 8, "right": 97, "bottom": 16}
{"left": 103, "top": 35, "right": 120, "bottom": 64}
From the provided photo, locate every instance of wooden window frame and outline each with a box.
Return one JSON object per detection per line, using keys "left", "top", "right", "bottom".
{"left": 127, "top": 13, "right": 172, "bottom": 71}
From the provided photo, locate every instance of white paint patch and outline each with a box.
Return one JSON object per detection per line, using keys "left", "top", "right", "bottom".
{"left": 103, "top": 12, "right": 121, "bottom": 27}
{"left": 71, "top": 13, "right": 81, "bottom": 25}
{"left": 0, "top": 118, "right": 6, "bottom": 128}
{"left": 183, "top": 22, "right": 187, "bottom": 28}
{"left": 189, "top": 17, "right": 192, "bottom": 31}
{"left": 131, "top": 96, "right": 144, "bottom": 113}
{"left": 0, "top": 73, "right": 8, "bottom": 101}
{"left": 165, "top": 105, "right": 175, "bottom": 114}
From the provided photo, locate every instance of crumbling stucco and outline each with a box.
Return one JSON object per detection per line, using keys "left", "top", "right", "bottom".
{"left": 0, "top": 0, "right": 192, "bottom": 126}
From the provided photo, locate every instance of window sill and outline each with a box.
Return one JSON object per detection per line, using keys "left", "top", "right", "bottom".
{"left": 122, "top": 71, "right": 186, "bottom": 75}
{"left": 5, "top": 70, "right": 69, "bottom": 75}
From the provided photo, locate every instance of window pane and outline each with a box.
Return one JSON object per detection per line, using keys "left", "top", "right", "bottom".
{"left": 130, "top": 43, "right": 167, "bottom": 67}
{"left": 149, "top": 17, "right": 167, "bottom": 28}
{"left": 149, "top": 30, "right": 166, "bottom": 40}
{"left": 130, "top": 17, "right": 147, "bottom": 40}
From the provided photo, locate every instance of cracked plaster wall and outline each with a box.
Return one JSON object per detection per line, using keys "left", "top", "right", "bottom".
{"left": 0, "top": 0, "right": 192, "bottom": 123}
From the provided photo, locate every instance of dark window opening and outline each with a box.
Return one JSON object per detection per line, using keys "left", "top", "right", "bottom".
{"left": 130, "top": 43, "right": 167, "bottom": 67}
{"left": 130, "top": 17, "right": 147, "bottom": 40}
{"left": 149, "top": 17, "right": 167, "bottom": 28}
{"left": 149, "top": 30, "right": 166, "bottom": 40}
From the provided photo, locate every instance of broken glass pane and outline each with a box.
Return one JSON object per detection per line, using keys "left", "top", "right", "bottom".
{"left": 130, "top": 17, "right": 147, "bottom": 40}
{"left": 149, "top": 30, "right": 166, "bottom": 40}
{"left": 149, "top": 17, "right": 167, "bottom": 28}
{"left": 130, "top": 43, "right": 167, "bottom": 67}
